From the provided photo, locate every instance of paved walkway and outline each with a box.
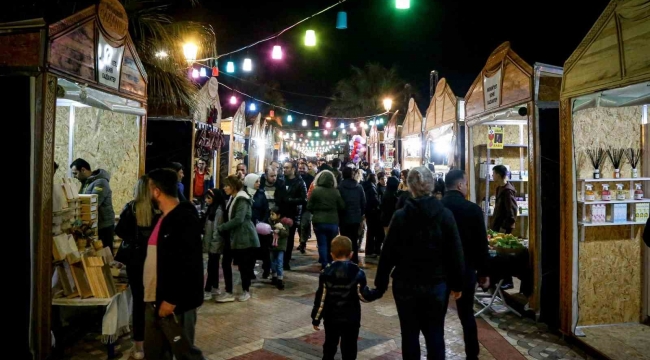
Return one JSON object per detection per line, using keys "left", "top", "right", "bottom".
{"left": 59, "top": 240, "right": 589, "bottom": 360}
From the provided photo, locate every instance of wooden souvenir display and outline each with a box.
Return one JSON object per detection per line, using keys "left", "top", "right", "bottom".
{"left": 70, "top": 261, "right": 93, "bottom": 299}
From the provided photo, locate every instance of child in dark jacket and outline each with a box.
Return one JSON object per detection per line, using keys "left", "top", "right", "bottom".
{"left": 269, "top": 207, "right": 293, "bottom": 290}
{"left": 311, "top": 236, "right": 380, "bottom": 360}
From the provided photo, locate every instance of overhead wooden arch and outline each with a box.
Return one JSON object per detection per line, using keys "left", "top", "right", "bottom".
{"left": 425, "top": 78, "right": 457, "bottom": 132}
{"left": 464, "top": 41, "right": 533, "bottom": 121}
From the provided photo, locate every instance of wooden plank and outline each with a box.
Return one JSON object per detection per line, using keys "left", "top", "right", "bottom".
{"left": 120, "top": 41, "right": 147, "bottom": 98}
{"left": 48, "top": 20, "right": 95, "bottom": 83}
{"left": 424, "top": 78, "right": 458, "bottom": 132}
{"left": 558, "top": 98, "right": 574, "bottom": 335}
{"left": 0, "top": 32, "right": 42, "bottom": 68}
{"left": 70, "top": 261, "right": 93, "bottom": 298}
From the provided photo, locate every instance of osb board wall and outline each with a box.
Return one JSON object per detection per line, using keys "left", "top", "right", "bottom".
{"left": 573, "top": 106, "right": 642, "bottom": 179}
{"left": 59, "top": 107, "right": 140, "bottom": 213}
{"left": 573, "top": 105, "right": 644, "bottom": 325}
{"left": 54, "top": 106, "right": 70, "bottom": 181}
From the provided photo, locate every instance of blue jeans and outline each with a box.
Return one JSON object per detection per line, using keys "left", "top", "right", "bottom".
{"left": 270, "top": 250, "right": 284, "bottom": 279}
{"left": 393, "top": 281, "right": 448, "bottom": 360}
{"left": 313, "top": 223, "right": 339, "bottom": 268}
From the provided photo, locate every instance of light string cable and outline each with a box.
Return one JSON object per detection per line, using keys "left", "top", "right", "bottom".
{"left": 219, "top": 81, "right": 390, "bottom": 123}
{"left": 195, "top": 0, "right": 348, "bottom": 62}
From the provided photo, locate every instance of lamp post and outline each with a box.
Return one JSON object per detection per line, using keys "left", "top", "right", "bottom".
{"left": 383, "top": 98, "right": 393, "bottom": 112}
{"left": 183, "top": 43, "right": 198, "bottom": 65}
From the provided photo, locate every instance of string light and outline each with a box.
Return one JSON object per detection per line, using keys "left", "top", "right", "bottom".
{"left": 324, "top": 130, "right": 328, "bottom": 135}
{"left": 325, "top": 121, "right": 331, "bottom": 128}
{"left": 272, "top": 45, "right": 283, "bottom": 60}
{"left": 226, "top": 61, "right": 235, "bottom": 73}
{"left": 230, "top": 96, "right": 237, "bottom": 105}
{"left": 333, "top": 131, "right": 337, "bottom": 136}
{"left": 302, "top": 119, "right": 307, "bottom": 127}
{"left": 305, "top": 30, "right": 317, "bottom": 46}
{"left": 315, "top": 132, "right": 320, "bottom": 137}
{"left": 315, "top": 120, "right": 319, "bottom": 127}
{"left": 192, "top": 69, "right": 199, "bottom": 78}
{"left": 287, "top": 115, "right": 293, "bottom": 122}
{"left": 199, "top": 68, "right": 207, "bottom": 77}
{"left": 249, "top": 103, "right": 257, "bottom": 111}
{"left": 243, "top": 58, "right": 252, "bottom": 72}
{"left": 308, "top": 132, "right": 312, "bottom": 137}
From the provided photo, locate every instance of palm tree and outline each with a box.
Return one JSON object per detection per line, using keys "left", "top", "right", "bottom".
{"left": 326, "top": 63, "right": 414, "bottom": 118}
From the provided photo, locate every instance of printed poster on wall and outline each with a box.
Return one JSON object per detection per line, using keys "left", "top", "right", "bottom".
{"left": 96, "top": 33, "right": 125, "bottom": 90}
{"left": 483, "top": 68, "right": 502, "bottom": 110}
{"left": 487, "top": 126, "right": 503, "bottom": 149}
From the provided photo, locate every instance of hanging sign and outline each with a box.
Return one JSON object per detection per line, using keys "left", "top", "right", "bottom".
{"left": 487, "top": 126, "right": 503, "bottom": 149}
{"left": 483, "top": 68, "right": 502, "bottom": 110}
{"left": 96, "top": 32, "right": 125, "bottom": 90}
{"left": 97, "top": 0, "right": 129, "bottom": 43}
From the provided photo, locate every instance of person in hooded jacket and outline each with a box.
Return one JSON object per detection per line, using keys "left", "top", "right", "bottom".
{"left": 202, "top": 188, "right": 229, "bottom": 301}
{"left": 307, "top": 170, "right": 345, "bottom": 268}
{"left": 244, "top": 173, "right": 271, "bottom": 278}
{"left": 216, "top": 175, "right": 260, "bottom": 303}
{"left": 338, "top": 167, "right": 366, "bottom": 264}
{"left": 363, "top": 173, "right": 384, "bottom": 258}
{"left": 380, "top": 176, "right": 400, "bottom": 235}
{"left": 491, "top": 165, "right": 518, "bottom": 234}
{"left": 375, "top": 167, "right": 465, "bottom": 360}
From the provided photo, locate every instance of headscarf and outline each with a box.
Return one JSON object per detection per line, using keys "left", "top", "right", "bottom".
{"left": 243, "top": 173, "right": 260, "bottom": 197}
{"left": 205, "top": 188, "right": 226, "bottom": 221}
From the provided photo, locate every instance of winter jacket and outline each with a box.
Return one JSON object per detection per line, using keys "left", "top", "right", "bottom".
{"left": 259, "top": 176, "right": 288, "bottom": 215}
{"left": 283, "top": 175, "right": 307, "bottom": 221}
{"left": 331, "top": 169, "right": 343, "bottom": 185}
{"left": 338, "top": 178, "right": 366, "bottom": 224}
{"left": 114, "top": 201, "right": 160, "bottom": 266}
{"left": 80, "top": 169, "right": 115, "bottom": 229}
{"left": 441, "top": 191, "right": 489, "bottom": 276}
{"left": 153, "top": 202, "right": 204, "bottom": 314}
{"left": 301, "top": 173, "right": 315, "bottom": 191}
{"left": 375, "top": 196, "right": 465, "bottom": 294}
{"left": 311, "top": 261, "right": 379, "bottom": 326}
{"left": 380, "top": 177, "right": 399, "bottom": 226}
{"left": 270, "top": 217, "right": 292, "bottom": 251}
{"left": 218, "top": 190, "right": 260, "bottom": 250}
{"left": 395, "top": 189, "right": 412, "bottom": 210}
{"left": 362, "top": 181, "right": 381, "bottom": 215}
{"left": 308, "top": 171, "right": 345, "bottom": 225}
{"left": 193, "top": 170, "right": 214, "bottom": 198}
{"left": 492, "top": 182, "right": 518, "bottom": 232}
{"left": 177, "top": 182, "right": 187, "bottom": 202}
{"left": 251, "top": 189, "right": 270, "bottom": 224}
{"left": 377, "top": 184, "right": 386, "bottom": 200}
{"left": 203, "top": 207, "right": 225, "bottom": 254}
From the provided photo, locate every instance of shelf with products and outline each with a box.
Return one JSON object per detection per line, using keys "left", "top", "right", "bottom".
{"left": 477, "top": 144, "right": 529, "bottom": 148}
{"left": 578, "top": 198, "right": 650, "bottom": 204}
{"left": 577, "top": 177, "right": 650, "bottom": 182}
{"left": 578, "top": 221, "right": 645, "bottom": 227}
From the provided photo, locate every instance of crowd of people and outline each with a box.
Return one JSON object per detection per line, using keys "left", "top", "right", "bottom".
{"left": 93, "top": 154, "right": 507, "bottom": 360}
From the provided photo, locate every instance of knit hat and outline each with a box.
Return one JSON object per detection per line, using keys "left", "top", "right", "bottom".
{"left": 243, "top": 173, "right": 260, "bottom": 196}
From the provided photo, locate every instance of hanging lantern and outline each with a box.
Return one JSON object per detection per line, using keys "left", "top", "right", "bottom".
{"left": 325, "top": 121, "right": 331, "bottom": 128}
{"left": 272, "top": 45, "right": 283, "bottom": 60}
{"left": 315, "top": 132, "right": 320, "bottom": 137}
{"left": 212, "top": 66, "right": 219, "bottom": 76}
{"left": 191, "top": 69, "right": 199, "bottom": 78}
{"left": 305, "top": 30, "right": 316, "bottom": 46}
{"left": 308, "top": 132, "right": 312, "bottom": 137}
{"left": 199, "top": 68, "right": 207, "bottom": 77}
{"left": 270, "top": 110, "right": 275, "bottom": 117}
{"left": 340, "top": 123, "right": 345, "bottom": 129}
{"left": 302, "top": 119, "right": 307, "bottom": 127}
{"left": 396, "top": 0, "right": 410, "bottom": 9}
{"left": 226, "top": 61, "right": 235, "bottom": 73}
{"left": 243, "top": 58, "right": 252, "bottom": 71}
{"left": 342, "top": 129, "right": 347, "bottom": 134}
{"left": 314, "top": 120, "right": 319, "bottom": 127}
{"left": 333, "top": 131, "right": 337, "bottom": 136}
{"left": 324, "top": 130, "right": 328, "bottom": 135}
{"left": 336, "top": 11, "right": 348, "bottom": 29}
{"left": 249, "top": 103, "right": 256, "bottom": 111}
{"left": 369, "top": 120, "right": 375, "bottom": 126}
{"left": 287, "top": 115, "right": 293, "bottom": 123}
{"left": 230, "top": 96, "right": 237, "bottom": 105}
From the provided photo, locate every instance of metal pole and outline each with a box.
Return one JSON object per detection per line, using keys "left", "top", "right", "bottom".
{"left": 430, "top": 70, "right": 439, "bottom": 101}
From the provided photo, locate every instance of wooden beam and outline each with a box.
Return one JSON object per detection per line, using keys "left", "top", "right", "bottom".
{"left": 558, "top": 98, "right": 574, "bottom": 335}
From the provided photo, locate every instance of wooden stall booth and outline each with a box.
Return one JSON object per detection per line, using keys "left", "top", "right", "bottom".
{"left": 248, "top": 113, "right": 265, "bottom": 173}
{"left": 367, "top": 121, "right": 382, "bottom": 164}
{"left": 400, "top": 98, "right": 424, "bottom": 170}
{"left": 191, "top": 77, "right": 223, "bottom": 196}
{"left": 216, "top": 101, "right": 246, "bottom": 188}
{"left": 558, "top": 0, "right": 650, "bottom": 357}
{"left": 0, "top": 0, "right": 148, "bottom": 357}
{"left": 424, "top": 78, "right": 465, "bottom": 177}
{"left": 265, "top": 122, "right": 278, "bottom": 164}
{"left": 383, "top": 111, "right": 399, "bottom": 168}
{"left": 464, "top": 41, "right": 563, "bottom": 324}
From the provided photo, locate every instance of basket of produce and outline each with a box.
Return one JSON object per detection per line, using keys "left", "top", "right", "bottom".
{"left": 488, "top": 233, "right": 526, "bottom": 254}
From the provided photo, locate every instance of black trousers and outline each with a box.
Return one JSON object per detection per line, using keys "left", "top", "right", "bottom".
{"left": 205, "top": 252, "right": 224, "bottom": 292}
{"left": 283, "top": 222, "right": 299, "bottom": 269}
{"left": 449, "top": 270, "right": 479, "bottom": 360}
{"left": 144, "top": 304, "right": 203, "bottom": 360}
{"left": 339, "top": 223, "right": 360, "bottom": 264}
{"left": 98, "top": 226, "right": 115, "bottom": 254}
{"left": 233, "top": 248, "right": 256, "bottom": 292}
{"left": 221, "top": 241, "right": 234, "bottom": 293}
{"left": 323, "top": 322, "right": 360, "bottom": 360}
{"left": 365, "top": 213, "right": 384, "bottom": 256}
{"left": 259, "top": 234, "right": 272, "bottom": 275}
{"left": 126, "top": 261, "right": 145, "bottom": 341}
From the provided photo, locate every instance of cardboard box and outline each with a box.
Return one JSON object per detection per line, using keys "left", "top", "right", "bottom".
{"left": 613, "top": 204, "right": 627, "bottom": 223}
{"left": 635, "top": 203, "right": 649, "bottom": 223}
{"left": 80, "top": 212, "right": 97, "bottom": 221}
{"left": 81, "top": 204, "right": 98, "bottom": 213}
{"left": 79, "top": 194, "right": 98, "bottom": 204}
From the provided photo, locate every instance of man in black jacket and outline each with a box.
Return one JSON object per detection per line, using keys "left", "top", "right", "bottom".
{"left": 363, "top": 173, "right": 384, "bottom": 258}
{"left": 282, "top": 161, "right": 307, "bottom": 270}
{"left": 441, "top": 170, "right": 489, "bottom": 360}
{"left": 338, "top": 167, "right": 366, "bottom": 264}
{"left": 143, "top": 168, "right": 204, "bottom": 360}
{"left": 298, "top": 163, "right": 315, "bottom": 254}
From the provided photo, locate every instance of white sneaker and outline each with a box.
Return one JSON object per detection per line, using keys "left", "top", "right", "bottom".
{"left": 211, "top": 288, "right": 222, "bottom": 297}
{"left": 204, "top": 291, "right": 213, "bottom": 300}
{"left": 131, "top": 350, "right": 145, "bottom": 360}
{"left": 237, "top": 291, "right": 251, "bottom": 302}
{"left": 215, "top": 292, "right": 235, "bottom": 303}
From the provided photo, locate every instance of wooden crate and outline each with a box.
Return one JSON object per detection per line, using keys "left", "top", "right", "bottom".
{"left": 79, "top": 194, "right": 98, "bottom": 204}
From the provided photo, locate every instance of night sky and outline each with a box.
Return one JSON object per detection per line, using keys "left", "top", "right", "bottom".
{"left": 182, "top": 0, "right": 612, "bottom": 120}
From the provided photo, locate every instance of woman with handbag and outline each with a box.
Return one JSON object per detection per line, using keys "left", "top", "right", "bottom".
{"left": 115, "top": 176, "right": 160, "bottom": 360}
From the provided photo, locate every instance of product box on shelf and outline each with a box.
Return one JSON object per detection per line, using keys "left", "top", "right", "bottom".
{"left": 517, "top": 200, "right": 529, "bottom": 215}
{"left": 613, "top": 204, "right": 627, "bottom": 223}
{"left": 591, "top": 204, "right": 606, "bottom": 223}
{"left": 80, "top": 211, "right": 97, "bottom": 222}
{"left": 635, "top": 203, "right": 649, "bottom": 223}
{"left": 80, "top": 204, "right": 98, "bottom": 213}
{"left": 79, "top": 194, "right": 98, "bottom": 204}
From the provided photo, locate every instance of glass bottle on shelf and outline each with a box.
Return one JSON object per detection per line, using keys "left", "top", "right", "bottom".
{"left": 616, "top": 184, "right": 626, "bottom": 201}
{"left": 601, "top": 184, "right": 611, "bottom": 201}
{"left": 585, "top": 184, "right": 596, "bottom": 201}
{"left": 634, "top": 183, "right": 644, "bottom": 200}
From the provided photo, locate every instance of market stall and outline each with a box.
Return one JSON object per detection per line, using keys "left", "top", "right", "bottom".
{"left": 216, "top": 101, "right": 246, "bottom": 187}
{"left": 248, "top": 113, "right": 265, "bottom": 173}
{"left": 191, "top": 77, "right": 223, "bottom": 196}
{"left": 424, "top": 78, "right": 465, "bottom": 177}
{"left": 0, "top": 0, "right": 148, "bottom": 356}
{"left": 265, "top": 122, "right": 277, "bottom": 164}
{"left": 383, "top": 111, "right": 399, "bottom": 168}
{"left": 558, "top": 1, "right": 650, "bottom": 357}
{"left": 367, "top": 122, "right": 381, "bottom": 164}
{"left": 400, "top": 98, "right": 424, "bottom": 170}
{"left": 464, "top": 41, "right": 563, "bottom": 323}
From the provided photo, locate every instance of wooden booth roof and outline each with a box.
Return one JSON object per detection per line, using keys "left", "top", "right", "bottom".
{"left": 368, "top": 124, "right": 379, "bottom": 145}
{"left": 464, "top": 42, "right": 533, "bottom": 121}
{"left": 424, "top": 78, "right": 457, "bottom": 132}
{"left": 250, "top": 113, "right": 263, "bottom": 140}
{"left": 46, "top": 0, "right": 148, "bottom": 103}
{"left": 401, "top": 98, "right": 423, "bottom": 137}
{"left": 561, "top": 0, "right": 650, "bottom": 99}
{"left": 384, "top": 110, "right": 399, "bottom": 141}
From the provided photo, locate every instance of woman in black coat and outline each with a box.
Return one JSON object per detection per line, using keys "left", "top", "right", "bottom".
{"left": 380, "top": 176, "right": 400, "bottom": 234}
{"left": 374, "top": 167, "right": 465, "bottom": 360}
{"left": 115, "top": 176, "right": 160, "bottom": 360}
